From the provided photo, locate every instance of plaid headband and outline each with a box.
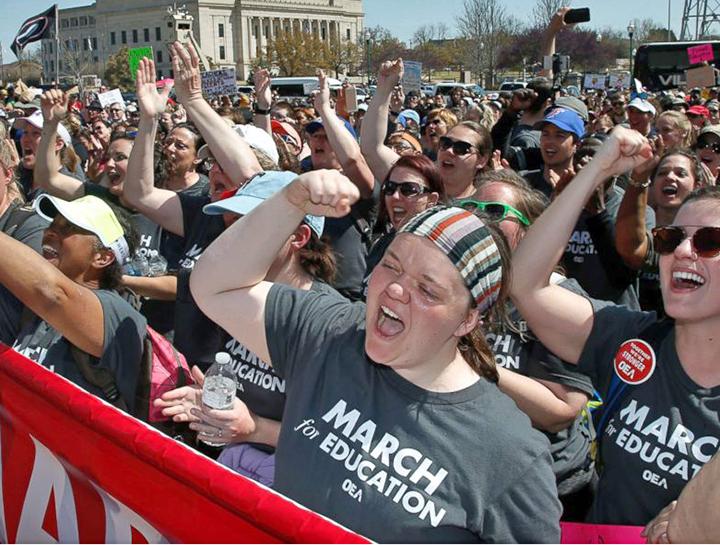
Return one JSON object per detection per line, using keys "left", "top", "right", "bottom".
{"left": 399, "top": 206, "right": 503, "bottom": 314}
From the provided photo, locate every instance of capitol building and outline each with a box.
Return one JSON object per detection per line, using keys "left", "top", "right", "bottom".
{"left": 40, "top": 0, "right": 364, "bottom": 81}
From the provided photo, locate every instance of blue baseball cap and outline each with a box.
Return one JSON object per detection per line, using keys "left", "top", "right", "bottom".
{"left": 202, "top": 171, "right": 325, "bottom": 237}
{"left": 306, "top": 116, "right": 357, "bottom": 139}
{"left": 535, "top": 107, "right": 585, "bottom": 139}
{"left": 397, "top": 109, "right": 420, "bottom": 128}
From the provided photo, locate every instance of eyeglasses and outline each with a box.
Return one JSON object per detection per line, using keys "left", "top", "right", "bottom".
{"left": 438, "top": 136, "right": 477, "bottom": 156}
{"left": 458, "top": 200, "right": 531, "bottom": 226}
{"left": 695, "top": 141, "right": 720, "bottom": 154}
{"left": 204, "top": 155, "right": 224, "bottom": 172}
{"left": 652, "top": 225, "right": 720, "bottom": 258}
{"left": 381, "top": 180, "right": 430, "bottom": 197}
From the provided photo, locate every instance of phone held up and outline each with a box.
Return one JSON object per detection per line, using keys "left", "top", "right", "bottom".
{"left": 564, "top": 7, "right": 590, "bottom": 24}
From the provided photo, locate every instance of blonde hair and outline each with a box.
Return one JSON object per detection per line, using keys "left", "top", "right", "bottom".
{"left": 0, "top": 139, "right": 24, "bottom": 204}
{"left": 658, "top": 111, "right": 693, "bottom": 149}
{"left": 426, "top": 108, "right": 459, "bottom": 129}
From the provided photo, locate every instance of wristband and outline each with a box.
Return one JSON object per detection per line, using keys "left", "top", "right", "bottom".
{"left": 627, "top": 176, "right": 651, "bottom": 189}
{"left": 253, "top": 105, "right": 271, "bottom": 115}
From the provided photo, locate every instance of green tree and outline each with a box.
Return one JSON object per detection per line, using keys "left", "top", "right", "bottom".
{"left": 258, "top": 29, "right": 327, "bottom": 76}
{"left": 104, "top": 47, "right": 134, "bottom": 91}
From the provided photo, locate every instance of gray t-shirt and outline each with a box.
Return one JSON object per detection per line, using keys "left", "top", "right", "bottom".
{"left": 265, "top": 284, "right": 561, "bottom": 543}
{"left": 6, "top": 290, "right": 146, "bottom": 412}
{"left": 578, "top": 302, "right": 720, "bottom": 525}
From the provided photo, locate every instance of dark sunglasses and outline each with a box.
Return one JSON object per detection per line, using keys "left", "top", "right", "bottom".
{"left": 458, "top": 200, "right": 531, "bottom": 226}
{"left": 652, "top": 225, "right": 720, "bottom": 258}
{"left": 695, "top": 141, "right": 720, "bottom": 154}
{"left": 381, "top": 180, "right": 430, "bottom": 197}
{"left": 438, "top": 136, "right": 476, "bottom": 156}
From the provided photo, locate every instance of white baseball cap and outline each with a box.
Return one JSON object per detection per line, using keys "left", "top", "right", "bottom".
{"left": 14, "top": 110, "right": 72, "bottom": 147}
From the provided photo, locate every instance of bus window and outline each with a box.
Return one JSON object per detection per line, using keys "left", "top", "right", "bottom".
{"left": 634, "top": 41, "right": 720, "bottom": 90}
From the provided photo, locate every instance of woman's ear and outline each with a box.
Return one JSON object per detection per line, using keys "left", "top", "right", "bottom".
{"left": 290, "top": 223, "right": 312, "bottom": 250}
{"left": 454, "top": 307, "right": 480, "bottom": 338}
{"left": 91, "top": 247, "right": 116, "bottom": 271}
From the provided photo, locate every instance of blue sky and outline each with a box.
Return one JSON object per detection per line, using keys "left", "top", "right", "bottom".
{"left": 1, "top": 0, "right": 684, "bottom": 62}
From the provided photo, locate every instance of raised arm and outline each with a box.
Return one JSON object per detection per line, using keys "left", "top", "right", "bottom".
{"left": 314, "top": 70, "right": 375, "bottom": 198}
{"left": 360, "top": 60, "right": 402, "bottom": 182}
{"left": 122, "top": 57, "right": 185, "bottom": 236}
{"left": 0, "top": 232, "right": 106, "bottom": 357}
{"left": 190, "top": 170, "right": 360, "bottom": 365}
{"left": 35, "top": 91, "right": 85, "bottom": 199}
{"left": 539, "top": 7, "right": 572, "bottom": 80}
{"left": 615, "top": 143, "right": 661, "bottom": 270}
{"left": 511, "top": 127, "right": 653, "bottom": 364}
{"left": 170, "top": 42, "right": 262, "bottom": 185}
{"left": 253, "top": 67, "right": 272, "bottom": 135}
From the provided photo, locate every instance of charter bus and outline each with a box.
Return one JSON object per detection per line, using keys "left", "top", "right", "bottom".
{"left": 634, "top": 41, "right": 720, "bottom": 90}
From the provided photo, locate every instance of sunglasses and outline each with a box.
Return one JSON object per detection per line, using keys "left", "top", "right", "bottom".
{"left": 652, "top": 225, "right": 720, "bottom": 258}
{"left": 439, "top": 136, "right": 477, "bottom": 156}
{"left": 458, "top": 200, "right": 531, "bottom": 226}
{"left": 381, "top": 180, "right": 430, "bottom": 197}
{"left": 695, "top": 141, "right": 720, "bottom": 154}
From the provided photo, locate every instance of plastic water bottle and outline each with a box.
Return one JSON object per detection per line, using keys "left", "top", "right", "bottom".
{"left": 200, "top": 352, "right": 237, "bottom": 447}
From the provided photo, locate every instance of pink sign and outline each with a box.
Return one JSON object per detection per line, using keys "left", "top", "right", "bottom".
{"left": 560, "top": 521, "right": 645, "bottom": 544}
{"left": 688, "top": 43, "right": 715, "bottom": 64}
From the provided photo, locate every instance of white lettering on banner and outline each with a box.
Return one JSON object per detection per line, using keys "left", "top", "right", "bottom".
{"left": 0, "top": 419, "right": 166, "bottom": 543}
{"left": 295, "top": 399, "right": 450, "bottom": 527}
{"left": 606, "top": 400, "right": 719, "bottom": 483}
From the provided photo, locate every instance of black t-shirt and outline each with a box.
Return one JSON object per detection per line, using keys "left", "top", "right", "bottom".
{"left": 487, "top": 277, "right": 595, "bottom": 495}
{"left": 0, "top": 202, "right": 49, "bottom": 253}
{"left": 264, "top": 285, "right": 561, "bottom": 543}
{"left": 84, "top": 183, "right": 178, "bottom": 333}
{"left": 578, "top": 302, "right": 720, "bottom": 525}
{"left": 2, "top": 289, "right": 146, "bottom": 412}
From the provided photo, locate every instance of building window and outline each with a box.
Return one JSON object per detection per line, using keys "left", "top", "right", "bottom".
{"left": 218, "top": 23, "right": 224, "bottom": 38}
{"left": 170, "top": 69, "right": 174, "bottom": 78}
{"left": 70, "top": 17, "right": 78, "bottom": 27}
{"left": 321, "top": 27, "right": 326, "bottom": 40}
{"left": 58, "top": 60, "right": 62, "bottom": 70}
{"left": 132, "top": 29, "right": 138, "bottom": 43}
{"left": 80, "top": 16, "right": 87, "bottom": 26}
{"left": 89, "top": 16, "right": 95, "bottom": 25}
{"left": 93, "top": 56, "right": 98, "bottom": 63}
{"left": 64, "top": 39, "right": 70, "bottom": 49}
{"left": 155, "top": 26, "right": 161, "bottom": 40}
{"left": 50, "top": 60, "right": 54, "bottom": 73}
{"left": 121, "top": 31, "right": 127, "bottom": 44}
{"left": 157, "top": 50, "right": 163, "bottom": 63}
{"left": 346, "top": 28, "right": 351, "bottom": 40}
{"left": 144, "top": 28, "right": 150, "bottom": 42}
{"left": 110, "top": 31, "right": 116, "bottom": 45}
{"left": 92, "top": 37, "right": 97, "bottom": 49}
{"left": 219, "top": 45, "right": 225, "bottom": 59}
{"left": 61, "top": 19, "right": 69, "bottom": 29}
{"left": 83, "top": 37, "right": 88, "bottom": 50}
{"left": 48, "top": 42, "right": 53, "bottom": 54}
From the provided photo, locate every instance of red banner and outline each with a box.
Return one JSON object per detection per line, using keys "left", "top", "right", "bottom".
{"left": 0, "top": 344, "right": 369, "bottom": 544}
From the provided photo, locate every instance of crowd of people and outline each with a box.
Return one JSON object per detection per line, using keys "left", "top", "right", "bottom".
{"left": 0, "top": 7, "right": 719, "bottom": 543}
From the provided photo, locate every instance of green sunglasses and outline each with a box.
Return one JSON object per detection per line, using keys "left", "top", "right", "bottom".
{"left": 457, "top": 199, "right": 531, "bottom": 226}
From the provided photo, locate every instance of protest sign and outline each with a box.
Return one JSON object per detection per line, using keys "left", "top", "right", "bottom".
{"left": 609, "top": 73, "right": 630, "bottom": 89}
{"left": 201, "top": 67, "right": 237, "bottom": 96}
{"left": 686, "top": 65, "right": 716, "bottom": 89}
{"left": 0, "top": 344, "right": 369, "bottom": 544}
{"left": 303, "top": 81, "right": 319, "bottom": 95}
{"left": 687, "top": 43, "right": 714, "bottom": 65}
{"left": 583, "top": 74, "right": 605, "bottom": 89}
{"left": 127, "top": 47, "right": 153, "bottom": 81}
{"left": 97, "top": 88, "right": 123, "bottom": 108}
{"left": 402, "top": 61, "right": 423, "bottom": 93}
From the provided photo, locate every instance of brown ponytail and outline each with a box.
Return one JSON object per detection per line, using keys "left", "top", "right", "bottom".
{"left": 298, "top": 231, "right": 337, "bottom": 285}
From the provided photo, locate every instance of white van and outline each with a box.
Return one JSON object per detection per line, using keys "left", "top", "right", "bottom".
{"left": 270, "top": 76, "right": 343, "bottom": 100}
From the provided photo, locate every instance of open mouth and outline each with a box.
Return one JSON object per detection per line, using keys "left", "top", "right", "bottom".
{"left": 661, "top": 184, "right": 678, "bottom": 197}
{"left": 42, "top": 245, "right": 59, "bottom": 261}
{"left": 376, "top": 305, "right": 405, "bottom": 337}
{"left": 671, "top": 270, "right": 705, "bottom": 290}
{"left": 107, "top": 170, "right": 122, "bottom": 185}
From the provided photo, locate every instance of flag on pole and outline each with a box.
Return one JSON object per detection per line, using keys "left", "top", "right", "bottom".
{"left": 11, "top": 5, "right": 57, "bottom": 58}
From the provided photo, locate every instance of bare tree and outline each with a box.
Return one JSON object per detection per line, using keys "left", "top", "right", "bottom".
{"left": 532, "top": 0, "right": 572, "bottom": 29}
{"left": 457, "top": 0, "right": 520, "bottom": 87}
{"left": 60, "top": 38, "right": 99, "bottom": 86}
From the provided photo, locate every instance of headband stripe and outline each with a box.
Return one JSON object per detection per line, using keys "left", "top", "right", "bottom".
{"left": 399, "top": 206, "right": 503, "bottom": 313}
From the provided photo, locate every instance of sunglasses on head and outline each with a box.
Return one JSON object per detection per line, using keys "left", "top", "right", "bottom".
{"left": 458, "top": 200, "right": 531, "bottom": 226}
{"left": 381, "top": 180, "right": 430, "bottom": 197}
{"left": 652, "top": 225, "right": 720, "bottom": 258}
{"left": 695, "top": 141, "right": 720, "bottom": 153}
{"left": 438, "top": 136, "right": 476, "bottom": 156}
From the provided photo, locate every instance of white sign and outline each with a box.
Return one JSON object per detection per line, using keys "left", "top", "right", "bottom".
{"left": 303, "top": 81, "right": 319, "bottom": 95}
{"left": 402, "top": 61, "right": 423, "bottom": 93}
{"left": 609, "top": 73, "right": 630, "bottom": 89}
{"left": 97, "top": 88, "right": 123, "bottom": 108}
{"left": 200, "top": 68, "right": 237, "bottom": 96}
{"left": 583, "top": 74, "right": 606, "bottom": 89}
